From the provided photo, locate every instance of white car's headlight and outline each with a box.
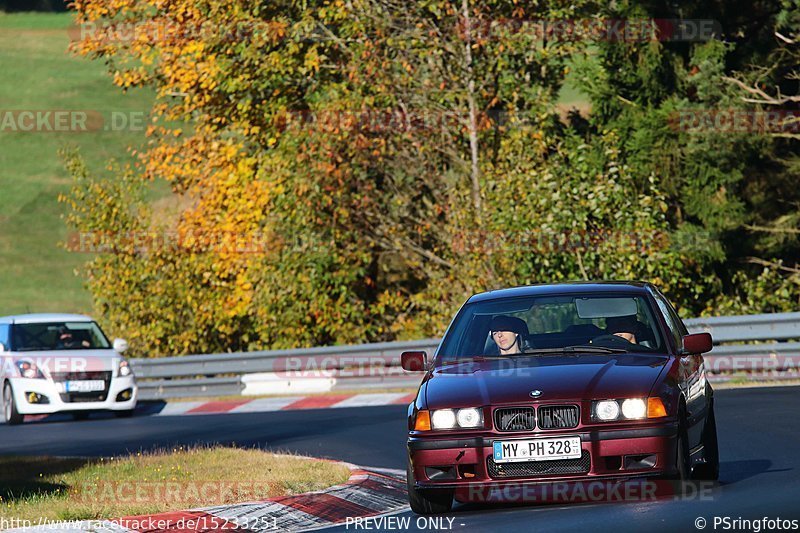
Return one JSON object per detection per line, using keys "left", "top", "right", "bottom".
{"left": 430, "top": 407, "right": 484, "bottom": 430}
{"left": 15, "top": 360, "right": 43, "bottom": 379}
{"left": 118, "top": 359, "right": 132, "bottom": 377}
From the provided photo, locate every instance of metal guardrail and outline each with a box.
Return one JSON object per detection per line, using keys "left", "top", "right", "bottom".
{"left": 131, "top": 312, "right": 800, "bottom": 400}
{"left": 684, "top": 312, "right": 800, "bottom": 343}
{"left": 130, "top": 339, "right": 439, "bottom": 380}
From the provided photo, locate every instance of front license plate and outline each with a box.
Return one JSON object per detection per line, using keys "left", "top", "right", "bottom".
{"left": 65, "top": 380, "right": 105, "bottom": 393}
{"left": 493, "top": 436, "right": 582, "bottom": 463}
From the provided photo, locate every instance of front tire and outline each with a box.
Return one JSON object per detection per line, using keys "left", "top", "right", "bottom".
{"left": 3, "top": 382, "right": 23, "bottom": 425}
{"left": 693, "top": 403, "right": 720, "bottom": 481}
{"left": 675, "top": 425, "right": 691, "bottom": 481}
{"left": 664, "top": 409, "right": 693, "bottom": 496}
{"left": 407, "top": 457, "right": 453, "bottom": 515}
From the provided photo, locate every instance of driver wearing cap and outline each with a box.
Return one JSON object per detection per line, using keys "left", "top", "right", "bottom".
{"left": 489, "top": 315, "right": 528, "bottom": 355}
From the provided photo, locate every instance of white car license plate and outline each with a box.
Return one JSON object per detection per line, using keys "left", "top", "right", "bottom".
{"left": 65, "top": 380, "right": 105, "bottom": 393}
{"left": 493, "top": 436, "right": 582, "bottom": 463}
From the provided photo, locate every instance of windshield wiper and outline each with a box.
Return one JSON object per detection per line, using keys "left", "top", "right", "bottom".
{"left": 523, "top": 345, "right": 627, "bottom": 355}
{"left": 567, "top": 344, "right": 628, "bottom": 354}
{"left": 441, "top": 355, "right": 511, "bottom": 365}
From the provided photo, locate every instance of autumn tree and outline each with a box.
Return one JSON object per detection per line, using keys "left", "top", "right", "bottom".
{"left": 63, "top": 0, "right": 800, "bottom": 355}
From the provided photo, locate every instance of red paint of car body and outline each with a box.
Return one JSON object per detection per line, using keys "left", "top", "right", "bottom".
{"left": 404, "top": 282, "right": 719, "bottom": 515}
{"left": 401, "top": 351, "right": 427, "bottom": 372}
{"left": 683, "top": 332, "right": 713, "bottom": 354}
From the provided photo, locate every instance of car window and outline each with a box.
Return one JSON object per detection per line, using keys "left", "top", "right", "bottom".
{"left": 652, "top": 291, "right": 684, "bottom": 352}
{"left": 437, "top": 293, "right": 665, "bottom": 362}
{"left": 666, "top": 298, "right": 689, "bottom": 337}
{"left": 10, "top": 322, "right": 111, "bottom": 351}
{"left": 0, "top": 324, "right": 9, "bottom": 350}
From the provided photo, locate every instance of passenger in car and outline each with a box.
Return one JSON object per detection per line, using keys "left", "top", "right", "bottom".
{"left": 489, "top": 315, "right": 528, "bottom": 355}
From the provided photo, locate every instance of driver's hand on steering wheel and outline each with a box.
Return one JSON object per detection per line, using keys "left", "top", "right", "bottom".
{"left": 612, "top": 331, "right": 637, "bottom": 344}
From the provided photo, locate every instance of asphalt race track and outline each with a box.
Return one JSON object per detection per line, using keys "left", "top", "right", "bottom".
{"left": 1, "top": 386, "right": 799, "bottom": 532}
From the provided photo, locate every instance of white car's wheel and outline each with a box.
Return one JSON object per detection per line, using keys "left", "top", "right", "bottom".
{"left": 3, "top": 382, "right": 23, "bottom": 425}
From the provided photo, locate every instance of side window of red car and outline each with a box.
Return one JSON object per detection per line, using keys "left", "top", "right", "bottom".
{"left": 653, "top": 292, "right": 683, "bottom": 352}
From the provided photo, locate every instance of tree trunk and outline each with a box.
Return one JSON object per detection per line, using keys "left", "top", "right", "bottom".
{"left": 461, "top": 0, "right": 482, "bottom": 221}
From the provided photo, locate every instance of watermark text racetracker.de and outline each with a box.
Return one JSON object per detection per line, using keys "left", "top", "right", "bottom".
{"left": 66, "top": 227, "right": 714, "bottom": 256}
{"left": 68, "top": 17, "right": 720, "bottom": 44}
{"left": 261, "top": 353, "right": 800, "bottom": 380}
{"left": 1, "top": 355, "right": 107, "bottom": 375}
{"left": 695, "top": 516, "right": 799, "bottom": 531}
{"left": 75, "top": 480, "right": 280, "bottom": 507}
{"left": 457, "top": 479, "right": 716, "bottom": 504}
{"left": 0, "top": 516, "right": 279, "bottom": 531}
{"left": 0, "top": 110, "right": 146, "bottom": 133}
{"left": 670, "top": 110, "right": 800, "bottom": 134}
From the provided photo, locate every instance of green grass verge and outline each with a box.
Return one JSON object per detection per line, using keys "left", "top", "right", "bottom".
{"left": 0, "top": 12, "right": 154, "bottom": 315}
{"left": 0, "top": 446, "right": 351, "bottom": 522}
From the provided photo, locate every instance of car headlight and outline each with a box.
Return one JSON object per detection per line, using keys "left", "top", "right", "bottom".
{"left": 456, "top": 407, "right": 483, "bottom": 428}
{"left": 15, "top": 360, "right": 43, "bottom": 379}
{"left": 431, "top": 409, "right": 457, "bottom": 429}
{"left": 621, "top": 398, "right": 647, "bottom": 419}
{"left": 593, "top": 397, "right": 667, "bottom": 421}
{"left": 594, "top": 400, "right": 620, "bottom": 421}
{"left": 427, "top": 408, "right": 484, "bottom": 430}
{"left": 118, "top": 359, "right": 132, "bottom": 377}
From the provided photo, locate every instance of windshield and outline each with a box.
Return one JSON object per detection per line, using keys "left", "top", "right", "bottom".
{"left": 10, "top": 322, "right": 111, "bottom": 351}
{"left": 436, "top": 293, "right": 665, "bottom": 364}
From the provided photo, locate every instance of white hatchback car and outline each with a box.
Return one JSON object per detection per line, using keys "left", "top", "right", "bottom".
{"left": 0, "top": 314, "right": 137, "bottom": 424}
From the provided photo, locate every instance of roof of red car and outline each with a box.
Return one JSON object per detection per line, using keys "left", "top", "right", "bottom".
{"left": 468, "top": 281, "right": 653, "bottom": 303}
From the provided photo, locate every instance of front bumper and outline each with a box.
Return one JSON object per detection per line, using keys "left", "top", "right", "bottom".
{"left": 408, "top": 425, "right": 678, "bottom": 491}
{"left": 7, "top": 376, "right": 137, "bottom": 415}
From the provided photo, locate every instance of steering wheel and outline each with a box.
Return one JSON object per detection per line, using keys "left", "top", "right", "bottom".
{"left": 591, "top": 334, "right": 635, "bottom": 345}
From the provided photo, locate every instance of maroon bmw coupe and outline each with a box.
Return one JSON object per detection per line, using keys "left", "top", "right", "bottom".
{"left": 402, "top": 282, "right": 719, "bottom": 514}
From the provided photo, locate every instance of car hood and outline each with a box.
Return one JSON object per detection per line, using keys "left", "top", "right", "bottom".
{"left": 4, "top": 349, "right": 121, "bottom": 373}
{"left": 424, "top": 354, "right": 668, "bottom": 408}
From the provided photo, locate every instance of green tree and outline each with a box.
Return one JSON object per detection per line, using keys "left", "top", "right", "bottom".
{"left": 64, "top": 0, "right": 800, "bottom": 356}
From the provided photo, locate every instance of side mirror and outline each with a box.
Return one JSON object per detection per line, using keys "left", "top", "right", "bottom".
{"left": 682, "top": 333, "right": 712, "bottom": 354}
{"left": 401, "top": 351, "right": 427, "bottom": 372}
{"left": 113, "top": 338, "right": 129, "bottom": 353}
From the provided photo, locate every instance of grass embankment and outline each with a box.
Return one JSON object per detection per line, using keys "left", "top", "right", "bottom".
{"left": 0, "top": 12, "right": 157, "bottom": 315}
{"left": 0, "top": 446, "right": 350, "bottom": 522}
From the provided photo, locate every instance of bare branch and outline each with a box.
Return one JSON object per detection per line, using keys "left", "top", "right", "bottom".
{"left": 314, "top": 22, "right": 354, "bottom": 55}
{"left": 723, "top": 75, "right": 800, "bottom": 106}
{"left": 746, "top": 257, "right": 800, "bottom": 275}
{"left": 382, "top": 235, "right": 455, "bottom": 269}
{"left": 575, "top": 249, "right": 588, "bottom": 280}
{"left": 745, "top": 224, "right": 800, "bottom": 235}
